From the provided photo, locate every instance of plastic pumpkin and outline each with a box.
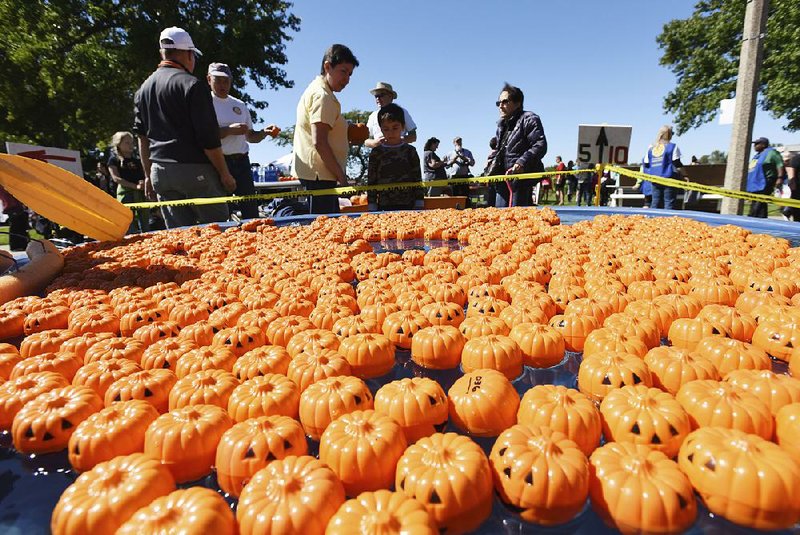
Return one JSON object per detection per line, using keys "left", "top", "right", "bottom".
{"left": 227, "top": 373, "right": 300, "bottom": 422}
{"left": 299, "top": 375, "right": 374, "bottom": 440}
{"left": 624, "top": 300, "right": 678, "bottom": 338}
{"left": 549, "top": 313, "right": 599, "bottom": 352}
{"left": 395, "top": 432, "right": 493, "bottom": 534}
{"left": 448, "top": 369, "right": 519, "bottom": 437}
{"left": 578, "top": 351, "right": 652, "bottom": 404}
{"left": 667, "top": 317, "right": 725, "bottom": 351}
{"left": 693, "top": 336, "right": 771, "bottom": 376}
{"left": 382, "top": 310, "right": 431, "bottom": 350}
{"left": 326, "top": 489, "right": 437, "bottom": 535}
{"left": 104, "top": 368, "right": 177, "bottom": 413}
{"left": 286, "top": 349, "right": 351, "bottom": 392}
{"left": 236, "top": 455, "right": 345, "bottom": 535}
{"left": 23, "top": 304, "right": 70, "bottom": 335}
{"left": 337, "top": 333, "right": 396, "bottom": 378}
{"left": 331, "top": 315, "right": 381, "bottom": 339}
{"left": 697, "top": 304, "right": 757, "bottom": 342}
{"left": 214, "top": 415, "right": 308, "bottom": 497}
{"left": 410, "top": 325, "right": 466, "bottom": 370}
{"left": 169, "top": 369, "right": 240, "bottom": 410}
{"left": 119, "top": 307, "right": 167, "bottom": 337}
{"left": 460, "top": 334, "right": 523, "bottom": 379}
{"left": 237, "top": 307, "right": 281, "bottom": 332}
{"left": 508, "top": 322, "right": 565, "bottom": 368}
{"left": 178, "top": 319, "right": 219, "bottom": 347}
{"left": 689, "top": 282, "right": 739, "bottom": 307}
{"left": 50, "top": 453, "right": 175, "bottom": 535}
{"left": 489, "top": 424, "right": 589, "bottom": 525}
{"left": 459, "top": 315, "right": 510, "bottom": 340}
{"left": 517, "top": 384, "right": 601, "bottom": 456}
{"left": 676, "top": 379, "right": 773, "bottom": 439}
{"left": 264, "top": 314, "right": 315, "bottom": 347}
{"left": 590, "top": 442, "right": 696, "bottom": 534}
{"left": 144, "top": 404, "right": 233, "bottom": 483}
{"left": 643, "top": 346, "right": 720, "bottom": 396}
{"left": 603, "top": 313, "right": 661, "bottom": 349}
{"left": 72, "top": 357, "right": 142, "bottom": 400}
{"left": 131, "top": 320, "right": 182, "bottom": 347}
{"left": 174, "top": 345, "right": 237, "bottom": 378}
{"left": 12, "top": 384, "right": 102, "bottom": 454}
{"left": 599, "top": 385, "right": 690, "bottom": 458}
{"left": 0, "top": 370, "right": 69, "bottom": 429}
{"left": 319, "top": 409, "right": 407, "bottom": 496}
{"left": 678, "top": 427, "right": 800, "bottom": 530}
{"left": 373, "top": 377, "right": 448, "bottom": 443}
{"left": 309, "top": 304, "right": 355, "bottom": 330}
{"left": 211, "top": 325, "right": 266, "bottom": 357}
{"left": 723, "top": 369, "right": 800, "bottom": 415}
{"left": 10, "top": 350, "right": 83, "bottom": 381}
{"left": 285, "top": 328, "right": 340, "bottom": 358}
{"left": 19, "top": 328, "right": 74, "bottom": 359}
{"left": 208, "top": 301, "right": 249, "bottom": 329}
{"left": 59, "top": 332, "right": 116, "bottom": 361}
{"left": 233, "top": 345, "right": 292, "bottom": 380}
{"left": 420, "top": 301, "right": 466, "bottom": 328}
{"left": 583, "top": 327, "right": 648, "bottom": 359}
{"left": 84, "top": 336, "right": 146, "bottom": 365}
{"left": 775, "top": 402, "right": 800, "bottom": 458}
{"left": 140, "top": 337, "right": 197, "bottom": 371}
{"left": 67, "top": 308, "right": 120, "bottom": 335}
{"left": 751, "top": 319, "right": 800, "bottom": 362}
{"left": 116, "top": 487, "right": 236, "bottom": 535}
{"left": 68, "top": 399, "right": 159, "bottom": 472}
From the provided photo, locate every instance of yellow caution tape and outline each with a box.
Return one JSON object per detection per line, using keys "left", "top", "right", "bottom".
{"left": 607, "top": 165, "right": 800, "bottom": 209}
{"left": 124, "top": 170, "right": 588, "bottom": 210}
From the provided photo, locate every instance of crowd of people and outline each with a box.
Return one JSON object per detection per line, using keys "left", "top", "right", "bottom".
{"left": 2, "top": 27, "right": 798, "bottom": 248}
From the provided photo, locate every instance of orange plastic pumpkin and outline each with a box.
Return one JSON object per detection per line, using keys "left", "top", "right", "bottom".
{"left": 410, "top": 325, "right": 466, "bottom": 370}
{"left": 67, "top": 307, "right": 120, "bottom": 335}
{"left": 68, "top": 399, "right": 159, "bottom": 472}
{"left": 697, "top": 304, "right": 757, "bottom": 342}
{"left": 169, "top": 369, "right": 240, "bottom": 410}
{"left": 286, "top": 349, "right": 351, "bottom": 392}
{"left": 459, "top": 315, "right": 510, "bottom": 340}
{"left": 583, "top": 327, "right": 648, "bottom": 359}
{"left": 116, "top": 487, "right": 236, "bottom": 535}
{"left": 119, "top": 307, "right": 167, "bottom": 336}
{"left": 233, "top": 345, "right": 292, "bottom": 380}
{"left": 227, "top": 373, "right": 300, "bottom": 421}
{"left": 460, "top": 334, "right": 522, "bottom": 379}
{"left": 508, "top": 322, "right": 565, "bottom": 368}
{"left": 395, "top": 433, "right": 493, "bottom": 533}
{"left": 693, "top": 336, "right": 771, "bottom": 376}
{"left": 236, "top": 455, "right": 345, "bottom": 535}
{"left": 59, "top": 332, "right": 116, "bottom": 361}
{"left": 208, "top": 301, "right": 249, "bottom": 329}
{"left": 10, "top": 350, "right": 83, "bottom": 381}
{"left": 751, "top": 319, "right": 800, "bottom": 362}
{"left": 420, "top": 301, "right": 466, "bottom": 328}
{"left": 144, "top": 404, "right": 232, "bottom": 483}
{"left": 215, "top": 415, "right": 308, "bottom": 497}
{"left": 237, "top": 307, "right": 281, "bottom": 331}
{"left": 211, "top": 325, "right": 266, "bottom": 357}
{"left": 178, "top": 319, "right": 219, "bottom": 346}
{"left": 337, "top": 333, "right": 396, "bottom": 378}
{"left": 264, "top": 314, "right": 315, "bottom": 347}
{"left": 19, "top": 328, "right": 74, "bottom": 358}
{"left": 331, "top": 315, "right": 381, "bottom": 338}
{"left": 72, "top": 357, "right": 142, "bottom": 399}
{"left": 723, "top": 369, "right": 800, "bottom": 415}
{"left": 319, "top": 409, "right": 407, "bottom": 496}
{"left": 131, "top": 320, "right": 182, "bottom": 347}
{"left": 104, "top": 368, "right": 177, "bottom": 413}
{"left": 643, "top": 346, "right": 720, "bottom": 395}
{"left": 775, "top": 402, "right": 800, "bottom": 458}
{"left": 448, "top": 369, "right": 519, "bottom": 437}
{"left": 23, "top": 304, "right": 70, "bottom": 335}
{"left": 374, "top": 377, "right": 448, "bottom": 443}
{"left": 0, "top": 370, "right": 69, "bottom": 429}
{"left": 285, "top": 328, "right": 341, "bottom": 358}
{"left": 599, "top": 385, "right": 690, "bottom": 458}
{"left": 590, "top": 442, "right": 696, "bottom": 534}
{"left": 517, "top": 384, "right": 601, "bottom": 456}
{"left": 549, "top": 313, "right": 599, "bottom": 352}
{"left": 382, "top": 310, "right": 431, "bottom": 350}
{"left": 578, "top": 351, "right": 652, "bottom": 404}
{"left": 299, "top": 375, "right": 374, "bottom": 440}
{"left": 139, "top": 336, "right": 197, "bottom": 371}
{"left": 490, "top": 424, "right": 589, "bottom": 525}
{"left": 678, "top": 426, "right": 800, "bottom": 530}
{"left": 676, "top": 379, "right": 773, "bottom": 439}
{"left": 50, "top": 453, "right": 175, "bottom": 535}
{"left": 174, "top": 345, "right": 237, "bottom": 378}
{"left": 326, "top": 489, "right": 437, "bottom": 535}
{"left": 84, "top": 336, "right": 146, "bottom": 365}
{"left": 604, "top": 313, "right": 661, "bottom": 349}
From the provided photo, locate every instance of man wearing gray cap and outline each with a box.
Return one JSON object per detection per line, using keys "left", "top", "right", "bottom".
{"left": 746, "top": 137, "right": 784, "bottom": 218}
{"left": 207, "top": 62, "right": 279, "bottom": 219}
{"left": 365, "top": 82, "right": 417, "bottom": 148}
{"left": 134, "top": 26, "right": 235, "bottom": 228}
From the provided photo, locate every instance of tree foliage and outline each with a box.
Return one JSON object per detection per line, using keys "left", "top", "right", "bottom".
{"left": 0, "top": 0, "right": 299, "bottom": 152}
{"left": 274, "top": 108, "right": 373, "bottom": 184}
{"left": 657, "top": 0, "right": 800, "bottom": 134}
{"left": 698, "top": 150, "right": 728, "bottom": 164}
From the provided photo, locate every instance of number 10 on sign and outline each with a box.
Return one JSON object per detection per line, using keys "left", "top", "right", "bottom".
{"left": 576, "top": 125, "right": 632, "bottom": 164}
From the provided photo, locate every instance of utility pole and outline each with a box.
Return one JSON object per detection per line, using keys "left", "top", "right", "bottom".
{"left": 721, "top": 0, "right": 770, "bottom": 215}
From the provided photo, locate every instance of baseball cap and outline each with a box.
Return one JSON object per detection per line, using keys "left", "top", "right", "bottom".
{"left": 208, "top": 62, "right": 232, "bottom": 77}
{"left": 159, "top": 26, "right": 203, "bottom": 56}
{"left": 752, "top": 137, "right": 769, "bottom": 145}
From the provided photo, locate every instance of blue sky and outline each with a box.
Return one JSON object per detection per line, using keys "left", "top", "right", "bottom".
{"left": 242, "top": 0, "right": 795, "bottom": 172}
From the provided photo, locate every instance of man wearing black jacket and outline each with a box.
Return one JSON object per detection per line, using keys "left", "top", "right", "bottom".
{"left": 493, "top": 83, "right": 547, "bottom": 207}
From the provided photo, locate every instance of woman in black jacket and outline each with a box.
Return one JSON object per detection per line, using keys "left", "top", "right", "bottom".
{"left": 423, "top": 137, "right": 449, "bottom": 196}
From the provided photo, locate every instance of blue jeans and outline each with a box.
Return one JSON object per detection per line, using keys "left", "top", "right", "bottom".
{"left": 650, "top": 183, "right": 677, "bottom": 209}
{"left": 495, "top": 180, "right": 534, "bottom": 207}
{"left": 300, "top": 178, "right": 340, "bottom": 214}
{"left": 225, "top": 154, "right": 258, "bottom": 219}
{"left": 577, "top": 181, "right": 593, "bottom": 206}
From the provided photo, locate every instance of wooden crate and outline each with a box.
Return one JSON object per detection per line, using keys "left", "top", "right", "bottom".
{"left": 341, "top": 204, "right": 369, "bottom": 213}
{"left": 424, "top": 196, "right": 468, "bottom": 210}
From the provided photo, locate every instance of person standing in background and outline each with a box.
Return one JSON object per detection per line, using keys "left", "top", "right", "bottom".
{"left": 642, "top": 125, "right": 684, "bottom": 210}
{"left": 292, "top": 44, "right": 359, "bottom": 214}
{"left": 746, "top": 137, "right": 784, "bottom": 218}
{"left": 445, "top": 136, "right": 475, "bottom": 205}
{"left": 364, "top": 82, "right": 417, "bottom": 148}
{"left": 784, "top": 149, "right": 800, "bottom": 221}
{"left": 553, "top": 155, "right": 566, "bottom": 206}
{"left": 207, "top": 62, "right": 279, "bottom": 220}
{"left": 134, "top": 26, "right": 235, "bottom": 228}
{"left": 108, "top": 131, "right": 150, "bottom": 233}
{"left": 423, "top": 137, "right": 449, "bottom": 196}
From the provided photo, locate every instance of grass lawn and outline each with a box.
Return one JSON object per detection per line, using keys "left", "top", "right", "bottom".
{"left": 0, "top": 226, "right": 45, "bottom": 247}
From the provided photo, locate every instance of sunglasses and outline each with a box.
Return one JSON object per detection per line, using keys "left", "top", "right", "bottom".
{"left": 496, "top": 99, "right": 512, "bottom": 107}
{"left": 374, "top": 93, "right": 390, "bottom": 98}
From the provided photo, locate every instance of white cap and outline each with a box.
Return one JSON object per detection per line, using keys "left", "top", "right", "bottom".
{"left": 159, "top": 26, "right": 203, "bottom": 56}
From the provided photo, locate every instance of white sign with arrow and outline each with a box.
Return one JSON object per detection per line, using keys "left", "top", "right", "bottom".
{"left": 577, "top": 124, "right": 632, "bottom": 165}
{"left": 5, "top": 141, "right": 84, "bottom": 177}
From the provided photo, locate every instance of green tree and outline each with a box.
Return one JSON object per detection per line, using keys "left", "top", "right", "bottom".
{"left": 0, "top": 0, "right": 299, "bottom": 153}
{"left": 274, "top": 109, "right": 372, "bottom": 184}
{"left": 657, "top": 0, "right": 800, "bottom": 134}
{"left": 698, "top": 150, "right": 728, "bottom": 164}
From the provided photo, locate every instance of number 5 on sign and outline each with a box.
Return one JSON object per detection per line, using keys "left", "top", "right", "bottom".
{"left": 577, "top": 124, "right": 632, "bottom": 164}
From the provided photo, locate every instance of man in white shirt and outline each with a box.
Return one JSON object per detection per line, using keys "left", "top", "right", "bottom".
{"left": 208, "top": 62, "right": 278, "bottom": 219}
{"left": 364, "top": 82, "right": 417, "bottom": 148}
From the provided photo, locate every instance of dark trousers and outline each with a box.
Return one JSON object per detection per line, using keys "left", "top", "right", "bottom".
{"left": 748, "top": 179, "right": 776, "bottom": 219}
{"left": 495, "top": 180, "right": 534, "bottom": 207}
{"left": 651, "top": 183, "right": 677, "bottom": 209}
{"left": 451, "top": 174, "right": 472, "bottom": 207}
{"left": 577, "top": 181, "right": 594, "bottom": 206}
{"left": 225, "top": 154, "right": 259, "bottom": 220}
{"left": 300, "top": 178, "right": 340, "bottom": 214}
{"left": 6, "top": 208, "right": 29, "bottom": 251}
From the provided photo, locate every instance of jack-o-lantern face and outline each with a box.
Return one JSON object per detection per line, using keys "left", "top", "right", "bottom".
{"left": 381, "top": 310, "right": 431, "bottom": 350}
{"left": 373, "top": 378, "right": 448, "bottom": 443}
{"left": 600, "top": 385, "right": 691, "bottom": 458}
{"left": 678, "top": 427, "right": 800, "bottom": 531}
{"left": 0, "top": 371, "right": 69, "bottom": 429}
{"left": 299, "top": 376, "right": 374, "bottom": 440}
{"left": 490, "top": 425, "right": 589, "bottom": 526}
{"left": 578, "top": 352, "right": 653, "bottom": 404}
{"left": 751, "top": 320, "right": 800, "bottom": 362}
{"left": 120, "top": 308, "right": 167, "bottom": 337}
{"left": 212, "top": 325, "right": 267, "bottom": 357}
{"left": 549, "top": 314, "right": 600, "bottom": 353}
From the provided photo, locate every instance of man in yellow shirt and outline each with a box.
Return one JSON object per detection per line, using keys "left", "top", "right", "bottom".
{"left": 292, "top": 44, "right": 359, "bottom": 214}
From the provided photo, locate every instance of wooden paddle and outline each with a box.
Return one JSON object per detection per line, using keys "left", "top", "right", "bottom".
{"left": 0, "top": 153, "right": 132, "bottom": 241}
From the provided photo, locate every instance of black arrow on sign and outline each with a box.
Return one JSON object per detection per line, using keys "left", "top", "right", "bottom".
{"left": 595, "top": 127, "right": 608, "bottom": 163}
